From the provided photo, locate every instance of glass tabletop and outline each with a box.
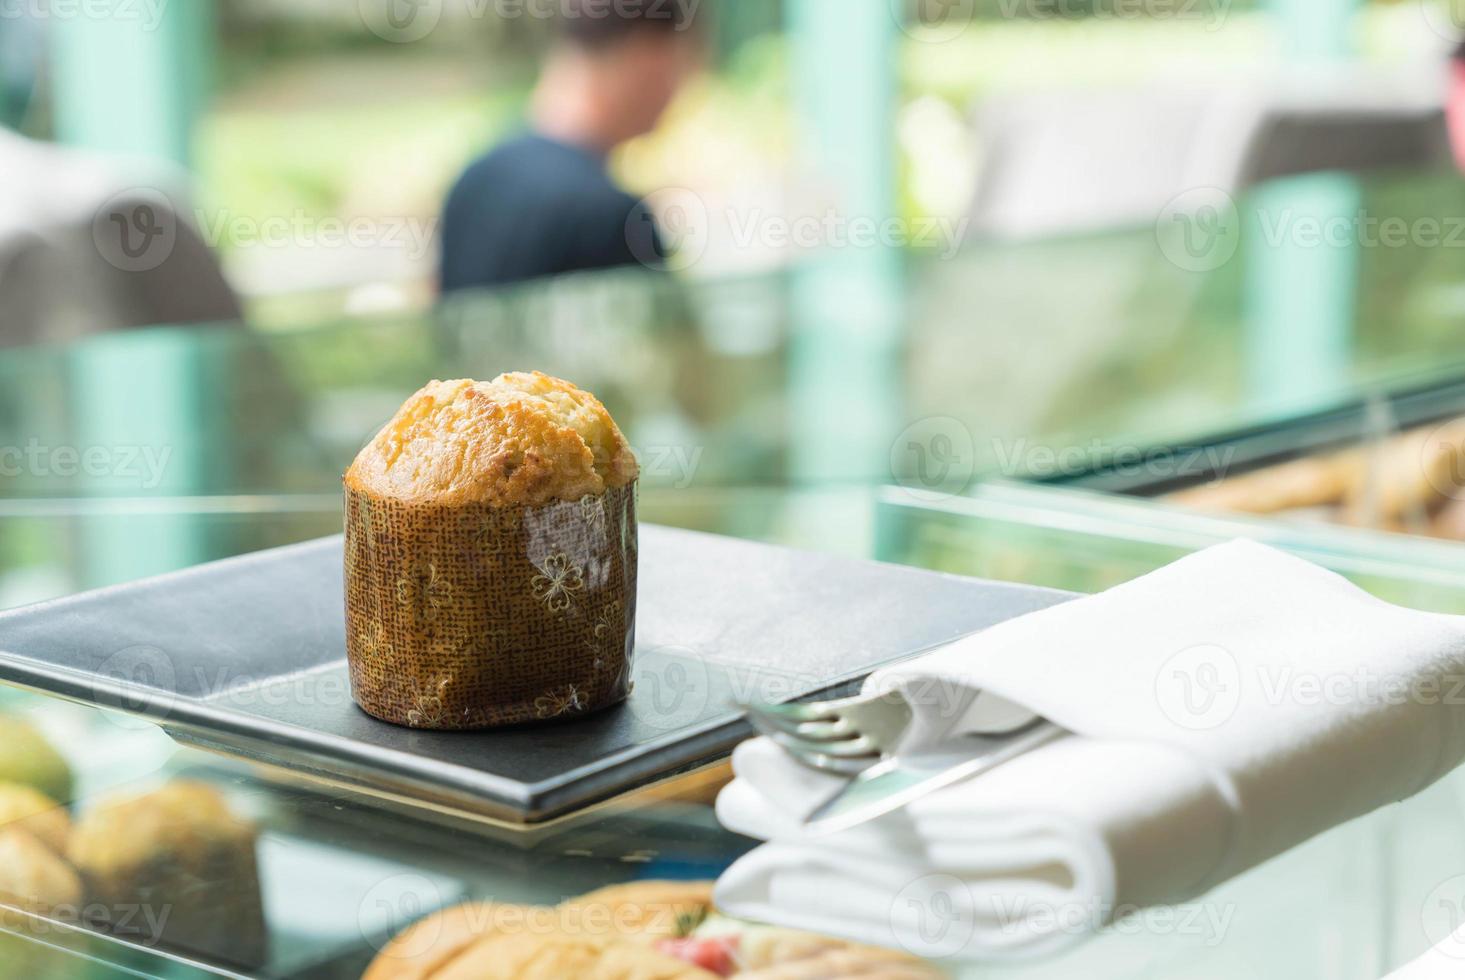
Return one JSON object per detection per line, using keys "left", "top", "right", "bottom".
{"left": 6, "top": 481, "right": 1465, "bottom": 978}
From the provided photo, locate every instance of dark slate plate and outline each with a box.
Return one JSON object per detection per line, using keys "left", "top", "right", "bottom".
{"left": 0, "top": 527, "right": 1069, "bottom": 822}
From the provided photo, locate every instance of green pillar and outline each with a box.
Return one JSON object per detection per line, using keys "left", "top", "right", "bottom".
{"left": 48, "top": 0, "right": 213, "bottom": 167}
{"left": 1244, "top": 174, "right": 1360, "bottom": 407}
{"left": 69, "top": 331, "right": 212, "bottom": 588}
{"left": 1245, "top": 0, "right": 1360, "bottom": 409}
{"left": 786, "top": 0, "right": 903, "bottom": 486}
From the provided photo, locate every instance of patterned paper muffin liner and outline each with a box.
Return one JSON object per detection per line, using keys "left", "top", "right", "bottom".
{"left": 343, "top": 482, "right": 638, "bottom": 730}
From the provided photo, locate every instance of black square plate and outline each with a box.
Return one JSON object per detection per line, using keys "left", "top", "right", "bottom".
{"left": 0, "top": 527, "right": 1068, "bottom": 822}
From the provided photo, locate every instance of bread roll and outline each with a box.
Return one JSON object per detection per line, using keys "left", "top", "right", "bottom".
{"left": 434, "top": 932, "right": 712, "bottom": 980}
{"left": 0, "top": 718, "right": 73, "bottom": 804}
{"left": 562, "top": 881, "right": 717, "bottom": 940}
{"left": 343, "top": 373, "right": 639, "bottom": 730}
{"left": 363, "top": 882, "right": 944, "bottom": 980}
{"left": 68, "top": 781, "right": 266, "bottom": 968}
{"left": 365, "top": 902, "right": 563, "bottom": 980}
{"left": 0, "top": 829, "right": 81, "bottom": 913}
{"left": 0, "top": 782, "right": 70, "bottom": 856}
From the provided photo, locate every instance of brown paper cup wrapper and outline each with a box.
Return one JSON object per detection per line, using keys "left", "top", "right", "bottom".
{"left": 344, "top": 482, "right": 638, "bottom": 730}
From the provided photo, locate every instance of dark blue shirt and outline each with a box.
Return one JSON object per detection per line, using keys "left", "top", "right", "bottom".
{"left": 439, "top": 133, "right": 662, "bottom": 293}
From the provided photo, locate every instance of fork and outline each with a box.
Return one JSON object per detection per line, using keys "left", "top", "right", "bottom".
{"left": 744, "top": 689, "right": 917, "bottom": 776}
{"left": 744, "top": 687, "right": 1054, "bottom": 775}
{"left": 745, "top": 688, "right": 1066, "bottom": 832}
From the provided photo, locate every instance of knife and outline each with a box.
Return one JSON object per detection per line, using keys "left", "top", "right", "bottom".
{"left": 801, "top": 719, "right": 1068, "bottom": 836}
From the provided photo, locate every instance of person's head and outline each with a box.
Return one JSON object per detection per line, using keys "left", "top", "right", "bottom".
{"left": 538, "top": 0, "right": 705, "bottom": 149}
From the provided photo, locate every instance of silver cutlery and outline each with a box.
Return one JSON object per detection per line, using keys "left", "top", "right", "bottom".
{"left": 801, "top": 718, "right": 1066, "bottom": 835}
{"left": 743, "top": 688, "right": 1067, "bottom": 832}
{"left": 745, "top": 689, "right": 915, "bottom": 776}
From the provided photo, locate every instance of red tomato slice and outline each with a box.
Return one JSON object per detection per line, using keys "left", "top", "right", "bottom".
{"left": 655, "top": 935, "right": 740, "bottom": 976}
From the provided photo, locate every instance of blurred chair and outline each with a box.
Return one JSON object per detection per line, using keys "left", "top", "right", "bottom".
{"left": 966, "top": 84, "right": 1263, "bottom": 238}
{"left": 1244, "top": 109, "right": 1450, "bottom": 186}
{"left": 965, "top": 72, "right": 1450, "bottom": 240}
{"left": 0, "top": 130, "right": 241, "bottom": 349}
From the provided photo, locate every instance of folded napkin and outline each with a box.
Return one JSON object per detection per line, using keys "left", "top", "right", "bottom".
{"left": 715, "top": 540, "right": 1465, "bottom": 960}
{"left": 1384, "top": 933, "right": 1465, "bottom": 979}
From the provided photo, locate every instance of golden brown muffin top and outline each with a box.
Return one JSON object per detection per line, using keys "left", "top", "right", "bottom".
{"left": 345, "top": 373, "right": 639, "bottom": 508}
{"left": 67, "top": 781, "right": 254, "bottom": 878}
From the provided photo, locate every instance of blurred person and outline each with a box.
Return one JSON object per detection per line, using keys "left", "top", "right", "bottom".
{"left": 1450, "top": 41, "right": 1465, "bottom": 173}
{"left": 439, "top": 0, "right": 704, "bottom": 294}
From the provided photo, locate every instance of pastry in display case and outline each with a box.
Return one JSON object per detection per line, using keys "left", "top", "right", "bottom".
{"left": 67, "top": 780, "right": 268, "bottom": 969}
{"left": 0, "top": 716, "right": 74, "bottom": 805}
{"left": 1169, "top": 418, "right": 1465, "bottom": 538}
{"left": 365, "top": 880, "right": 943, "bottom": 979}
{"left": 343, "top": 372, "right": 640, "bottom": 730}
{"left": 1037, "top": 375, "right": 1465, "bottom": 544}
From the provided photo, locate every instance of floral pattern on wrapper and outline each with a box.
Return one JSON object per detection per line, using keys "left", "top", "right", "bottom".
{"left": 343, "top": 482, "right": 638, "bottom": 730}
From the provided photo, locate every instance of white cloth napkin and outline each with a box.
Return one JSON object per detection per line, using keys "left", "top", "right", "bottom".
{"left": 1384, "top": 933, "right": 1465, "bottom": 979}
{"left": 715, "top": 540, "right": 1465, "bottom": 960}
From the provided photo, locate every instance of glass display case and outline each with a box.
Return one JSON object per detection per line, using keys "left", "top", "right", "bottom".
{"left": 9, "top": 203, "right": 1465, "bottom": 978}
{"left": 5, "top": 479, "right": 1465, "bottom": 978}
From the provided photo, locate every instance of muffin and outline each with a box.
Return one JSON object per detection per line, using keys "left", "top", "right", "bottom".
{"left": 344, "top": 373, "right": 639, "bottom": 730}
{"left": 67, "top": 781, "right": 266, "bottom": 968}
